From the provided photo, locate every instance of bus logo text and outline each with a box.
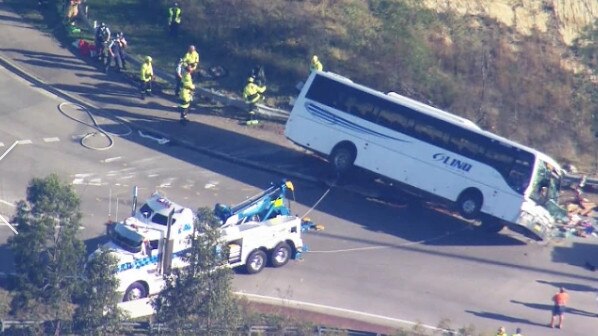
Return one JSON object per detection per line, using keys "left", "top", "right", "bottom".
{"left": 433, "top": 153, "right": 472, "bottom": 172}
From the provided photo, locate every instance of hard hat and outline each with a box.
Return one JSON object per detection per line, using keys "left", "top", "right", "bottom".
{"left": 145, "top": 56, "right": 152, "bottom": 63}
{"left": 247, "top": 77, "right": 254, "bottom": 83}
{"left": 100, "top": 22, "right": 106, "bottom": 27}
{"left": 312, "top": 55, "right": 318, "bottom": 61}
{"left": 174, "top": 2, "right": 179, "bottom": 6}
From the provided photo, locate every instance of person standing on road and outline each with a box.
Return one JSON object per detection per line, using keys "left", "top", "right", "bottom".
{"left": 183, "top": 45, "right": 199, "bottom": 74}
{"left": 105, "top": 37, "right": 123, "bottom": 73}
{"left": 174, "top": 58, "right": 185, "bottom": 97}
{"left": 140, "top": 56, "right": 154, "bottom": 99}
{"left": 179, "top": 65, "right": 195, "bottom": 123}
{"left": 310, "top": 55, "right": 323, "bottom": 72}
{"left": 94, "top": 22, "right": 111, "bottom": 63}
{"left": 168, "top": 2, "right": 182, "bottom": 37}
{"left": 550, "top": 287, "right": 569, "bottom": 329}
{"left": 512, "top": 327, "right": 523, "bottom": 336}
{"left": 116, "top": 32, "right": 128, "bottom": 70}
{"left": 243, "top": 77, "right": 266, "bottom": 125}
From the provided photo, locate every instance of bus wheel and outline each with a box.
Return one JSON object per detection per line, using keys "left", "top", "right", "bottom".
{"left": 270, "top": 242, "right": 291, "bottom": 268}
{"left": 456, "top": 189, "right": 483, "bottom": 220}
{"left": 480, "top": 217, "right": 506, "bottom": 233}
{"left": 245, "top": 249, "right": 267, "bottom": 274}
{"left": 330, "top": 143, "right": 356, "bottom": 173}
{"left": 123, "top": 281, "right": 147, "bottom": 302}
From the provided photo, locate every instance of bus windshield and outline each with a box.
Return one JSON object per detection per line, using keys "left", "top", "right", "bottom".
{"left": 529, "top": 160, "right": 561, "bottom": 205}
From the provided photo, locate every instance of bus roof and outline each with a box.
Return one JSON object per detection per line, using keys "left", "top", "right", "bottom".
{"left": 316, "top": 71, "right": 557, "bottom": 167}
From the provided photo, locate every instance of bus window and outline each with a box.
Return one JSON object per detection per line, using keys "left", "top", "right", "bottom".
{"left": 378, "top": 107, "right": 414, "bottom": 132}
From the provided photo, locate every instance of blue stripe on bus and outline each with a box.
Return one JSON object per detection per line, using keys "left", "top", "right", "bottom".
{"left": 305, "top": 102, "right": 409, "bottom": 143}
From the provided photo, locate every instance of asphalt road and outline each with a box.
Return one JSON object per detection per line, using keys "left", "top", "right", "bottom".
{"left": 1, "top": 64, "right": 598, "bottom": 335}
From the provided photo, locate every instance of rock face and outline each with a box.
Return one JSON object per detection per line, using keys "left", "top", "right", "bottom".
{"left": 422, "top": 0, "right": 598, "bottom": 44}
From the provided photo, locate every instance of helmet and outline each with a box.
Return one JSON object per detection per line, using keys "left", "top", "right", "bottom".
{"left": 247, "top": 77, "right": 254, "bottom": 83}
{"left": 100, "top": 22, "right": 106, "bottom": 27}
{"left": 145, "top": 56, "right": 152, "bottom": 63}
{"left": 312, "top": 55, "right": 318, "bottom": 62}
{"left": 174, "top": 2, "right": 179, "bottom": 6}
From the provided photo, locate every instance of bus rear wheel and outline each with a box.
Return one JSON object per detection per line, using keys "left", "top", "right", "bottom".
{"left": 330, "top": 144, "right": 356, "bottom": 174}
{"left": 456, "top": 189, "right": 483, "bottom": 220}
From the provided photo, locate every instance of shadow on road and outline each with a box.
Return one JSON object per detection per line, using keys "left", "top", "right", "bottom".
{"left": 536, "top": 280, "right": 597, "bottom": 292}
{"left": 465, "top": 310, "right": 547, "bottom": 327}
{"left": 551, "top": 242, "right": 598, "bottom": 272}
{"left": 510, "top": 300, "right": 596, "bottom": 318}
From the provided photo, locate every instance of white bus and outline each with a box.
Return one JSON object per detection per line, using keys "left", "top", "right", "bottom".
{"left": 285, "top": 71, "right": 564, "bottom": 240}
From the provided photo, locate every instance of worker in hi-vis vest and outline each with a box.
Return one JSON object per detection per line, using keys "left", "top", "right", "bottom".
{"left": 179, "top": 65, "right": 195, "bottom": 123}
{"left": 310, "top": 55, "right": 323, "bottom": 72}
{"left": 168, "top": 2, "right": 182, "bottom": 37}
{"left": 140, "top": 56, "right": 154, "bottom": 99}
{"left": 243, "top": 77, "right": 267, "bottom": 125}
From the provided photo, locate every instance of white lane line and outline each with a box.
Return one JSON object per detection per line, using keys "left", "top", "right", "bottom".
{"left": 43, "top": 137, "right": 60, "bottom": 143}
{"left": 235, "top": 292, "right": 454, "bottom": 333}
{"left": 16, "top": 139, "right": 32, "bottom": 145}
{"left": 0, "top": 199, "right": 15, "bottom": 207}
{"left": 0, "top": 141, "right": 18, "bottom": 162}
{"left": 102, "top": 156, "right": 122, "bottom": 163}
{"left": 0, "top": 214, "right": 18, "bottom": 235}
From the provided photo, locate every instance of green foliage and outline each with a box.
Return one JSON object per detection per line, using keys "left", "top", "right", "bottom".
{"left": 73, "top": 248, "right": 126, "bottom": 335}
{"left": 7, "top": 174, "right": 85, "bottom": 333}
{"left": 152, "top": 207, "right": 240, "bottom": 335}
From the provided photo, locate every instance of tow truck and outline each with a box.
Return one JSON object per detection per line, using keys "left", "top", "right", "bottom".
{"left": 94, "top": 180, "right": 304, "bottom": 302}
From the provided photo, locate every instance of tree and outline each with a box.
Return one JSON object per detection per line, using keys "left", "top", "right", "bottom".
{"left": 152, "top": 207, "right": 241, "bottom": 335}
{"left": 73, "top": 248, "right": 126, "bottom": 335}
{"left": 8, "top": 174, "right": 86, "bottom": 335}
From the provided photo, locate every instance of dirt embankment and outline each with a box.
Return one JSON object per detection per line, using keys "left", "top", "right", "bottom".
{"left": 423, "top": 0, "right": 597, "bottom": 45}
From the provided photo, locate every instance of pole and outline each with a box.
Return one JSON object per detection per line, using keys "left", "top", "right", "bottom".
{"left": 131, "top": 186, "right": 138, "bottom": 216}
{"left": 162, "top": 209, "right": 175, "bottom": 275}
{"left": 108, "top": 188, "right": 112, "bottom": 220}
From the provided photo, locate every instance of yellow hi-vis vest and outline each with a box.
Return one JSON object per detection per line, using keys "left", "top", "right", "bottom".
{"left": 183, "top": 51, "right": 199, "bottom": 69}
{"left": 140, "top": 62, "right": 153, "bottom": 82}
{"left": 243, "top": 82, "right": 266, "bottom": 104}
{"left": 168, "top": 7, "right": 182, "bottom": 24}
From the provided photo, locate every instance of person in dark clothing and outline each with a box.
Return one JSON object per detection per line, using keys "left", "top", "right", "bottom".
{"left": 94, "top": 22, "right": 111, "bottom": 63}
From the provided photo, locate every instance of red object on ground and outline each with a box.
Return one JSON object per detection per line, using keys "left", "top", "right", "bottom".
{"left": 78, "top": 39, "right": 94, "bottom": 57}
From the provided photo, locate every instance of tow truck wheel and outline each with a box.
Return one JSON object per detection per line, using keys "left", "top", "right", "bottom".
{"left": 245, "top": 250, "right": 267, "bottom": 274}
{"left": 270, "top": 242, "right": 291, "bottom": 268}
{"left": 123, "top": 282, "right": 147, "bottom": 302}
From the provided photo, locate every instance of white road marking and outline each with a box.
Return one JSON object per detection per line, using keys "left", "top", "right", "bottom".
{"left": 147, "top": 173, "right": 159, "bottom": 178}
{"left": 88, "top": 178, "right": 103, "bottom": 186}
{"left": 102, "top": 156, "right": 122, "bottom": 163}
{"left": 204, "top": 181, "right": 219, "bottom": 189}
{"left": 72, "top": 178, "right": 85, "bottom": 185}
{"left": 16, "top": 139, "right": 32, "bottom": 145}
{"left": 235, "top": 292, "right": 453, "bottom": 333}
{"left": 0, "top": 199, "right": 15, "bottom": 207}
{"left": 43, "top": 137, "right": 60, "bottom": 143}
{"left": 0, "top": 141, "right": 18, "bottom": 162}
{"left": 0, "top": 214, "right": 18, "bottom": 235}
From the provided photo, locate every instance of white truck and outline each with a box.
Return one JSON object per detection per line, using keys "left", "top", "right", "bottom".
{"left": 95, "top": 181, "right": 305, "bottom": 302}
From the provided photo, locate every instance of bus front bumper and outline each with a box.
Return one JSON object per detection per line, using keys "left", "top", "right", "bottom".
{"left": 510, "top": 210, "right": 556, "bottom": 241}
